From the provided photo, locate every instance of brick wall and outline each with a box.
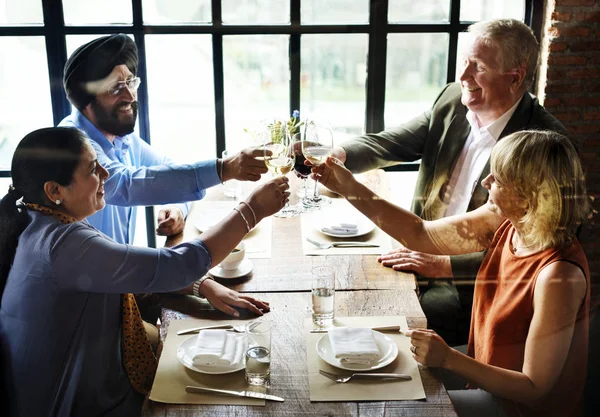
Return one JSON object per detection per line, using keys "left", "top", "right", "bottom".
{"left": 539, "top": 0, "right": 600, "bottom": 298}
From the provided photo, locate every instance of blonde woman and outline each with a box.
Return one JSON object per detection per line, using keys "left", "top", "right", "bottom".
{"left": 317, "top": 130, "right": 589, "bottom": 417}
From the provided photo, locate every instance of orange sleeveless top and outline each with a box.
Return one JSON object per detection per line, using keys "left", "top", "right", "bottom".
{"left": 468, "top": 220, "right": 589, "bottom": 417}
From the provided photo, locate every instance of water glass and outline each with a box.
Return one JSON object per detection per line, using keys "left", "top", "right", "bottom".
{"left": 311, "top": 266, "right": 336, "bottom": 327}
{"left": 221, "top": 150, "right": 240, "bottom": 199}
{"left": 245, "top": 321, "right": 273, "bottom": 386}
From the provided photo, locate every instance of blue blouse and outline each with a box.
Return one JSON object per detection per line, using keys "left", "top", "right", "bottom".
{"left": 0, "top": 211, "right": 212, "bottom": 416}
{"left": 59, "top": 109, "right": 221, "bottom": 244}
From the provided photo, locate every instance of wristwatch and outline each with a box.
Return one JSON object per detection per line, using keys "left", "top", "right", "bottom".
{"left": 192, "top": 275, "right": 214, "bottom": 298}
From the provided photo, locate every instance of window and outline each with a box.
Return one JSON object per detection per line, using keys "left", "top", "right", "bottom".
{"left": 0, "top": 36, "right": 53, "bottom": 170}
{"left": 0, "top": 0, "right": 536, "bottom": 246}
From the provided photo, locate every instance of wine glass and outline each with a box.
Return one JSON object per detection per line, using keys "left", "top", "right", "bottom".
{"left": 300, "top": 121, "right": 333, "bottom": 210}
{"left": 262, "top": 120, "right": 300, "bottom": 218}
{"left": 291, "top": 134, "right": 312, "bottom": 200}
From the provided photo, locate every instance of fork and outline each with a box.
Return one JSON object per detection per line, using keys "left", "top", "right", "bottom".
{"left": 319, "top": 369, "right": 412, "bottom": 383}
{"left": 306, "top": 238, "right": 379, "bottom": 249}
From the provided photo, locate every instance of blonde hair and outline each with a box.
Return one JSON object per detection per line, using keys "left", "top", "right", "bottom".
{"left": 468, "top": 19, "right": 539, "bottom": 90}
{"left": 491, "top": 130, "right": 589, "bottom": 249}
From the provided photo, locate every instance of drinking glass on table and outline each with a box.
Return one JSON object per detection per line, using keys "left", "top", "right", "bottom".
{"left": 301, "top": 121, "right": 333, "bottom": 210}
{"left": 311, "top": 266, "right": 336, "bottom": 327}
{"left": 262, "top": 121, "right": 300, "bottom": 218}
{"left": 245, "top": 321, "right": 274, "bottom": 386}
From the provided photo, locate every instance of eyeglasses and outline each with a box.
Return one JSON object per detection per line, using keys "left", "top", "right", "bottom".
{"left": 107, "top": 77, "right": 141, "bottom": 96}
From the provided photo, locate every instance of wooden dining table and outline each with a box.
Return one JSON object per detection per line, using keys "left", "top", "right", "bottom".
{"left": 141, "top": 171, "right": 458, "bottom": 416}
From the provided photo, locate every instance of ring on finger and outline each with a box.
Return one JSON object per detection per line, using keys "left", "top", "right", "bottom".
{"left": 410, "top": 345, "right": 417, "bottom": 354}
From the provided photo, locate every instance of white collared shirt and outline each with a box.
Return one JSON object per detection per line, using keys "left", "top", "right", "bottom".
{"left": 443, "top": 99, "right": 522, "bottom": 217}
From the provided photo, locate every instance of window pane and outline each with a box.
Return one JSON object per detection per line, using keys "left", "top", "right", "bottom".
{"left": 223, "top": 35, "right": 289, "bottom": 151}
{"left": 385, "top": 33, "right": 449, "bottom": 129}
{"left": 0, "top": 178, "right": 11, "bottom": 196}
{"left": 301, "top": 34, "right": 368, "bottom": 143}
{"left": 301, "top": 0, "right": 369, "bottom": 25}
{"left": 222, "top": 0, "right": 289, "bottom": 25}
{"left": 0, "top": 0, "right": 43, "bottom": 25}
{"left": 142, "top": 0, "right": 211, "bottom": 24}
{"left": 133, "top": 207, "right": 149, "bottom": 247}
{"left": 62, "top": 0, "right": 132, "bottom": 25}
{"left": 145, "top": 35, "right": 216, "bottom": 163}
{"left": 460, "top": 0, "right": 524, "bottom": 22}
{"left": 0, "top": 37, "right": 53, "bottom": 170}
{"left": 388, "top": 0, "right": 450, "bottom": 22}
{"left": 66, "top": 34, "right": 112, "bottom": 57}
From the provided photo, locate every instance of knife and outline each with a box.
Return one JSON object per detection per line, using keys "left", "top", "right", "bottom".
{"left": 310, "top": 325, "right": 403, "bottom": 333}
{"left": 185, "top": 385, "right": 285, "bottom": 402}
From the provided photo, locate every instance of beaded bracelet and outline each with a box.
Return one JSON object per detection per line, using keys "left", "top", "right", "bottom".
{"left": 239, "top": 201, "right": 257, "bottom": 228}
{"left": 233, "top": 206, "right": 251, "bottom": 233}
{"left": 192, "top": 275, "right": 214, "bottom": 298}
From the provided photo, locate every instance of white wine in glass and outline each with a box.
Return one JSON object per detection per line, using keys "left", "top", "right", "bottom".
{"left": 262, "top": 121, "right": 300, "bottom": 218}
{"left": 265, "top": 155, "right": 294, "bottom": 176}
{"left": 301, "top": 121, "right": 333, "bottom": 210}
{"left": 303, "top": 144, "right": 332, "bottom": 166}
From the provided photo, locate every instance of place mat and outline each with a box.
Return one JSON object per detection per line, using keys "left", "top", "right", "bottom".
{"left": 149, "top": 318, "right": 265, "bottom": 406}
{"left": 192, "top": 201, "right": 272, "bottom": 259}
{"left": 306, "top": 316, "right": 426, "bottom": 402}
{"left": 300, "top": 199, "right": 393, "bottom": 255}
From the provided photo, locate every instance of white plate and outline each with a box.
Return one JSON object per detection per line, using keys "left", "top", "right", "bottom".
{"left": 208, "top": 259, "right": 253, "bottom": 279}
{"left": 177, "top": 335, "right": 245, "bottom": 375}
{"left": 315, "top": 217, "right": 376, "bottom": 238}
{"left": 316, "top": 330, "right": 398, "bottom": 371}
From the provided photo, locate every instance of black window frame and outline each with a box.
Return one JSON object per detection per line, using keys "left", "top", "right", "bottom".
{"left": 0, "top": 0, "right": 541, "bottom": 246}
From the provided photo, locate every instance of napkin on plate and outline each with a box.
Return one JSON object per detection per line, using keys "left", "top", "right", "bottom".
{"left": 192, "top": 330, "right": 245, "bottom": 367}
{"left": 329, "top": 327, "right": 380, "bottom": 365}
{"left": 321, "top": 223, "right": 358, "bottom": 235}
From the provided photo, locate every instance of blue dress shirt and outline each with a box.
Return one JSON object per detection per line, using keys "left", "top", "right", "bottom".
{"left": 0, "top": 211, "right": 212, "bottom": 416}
{"left": 59, "top": 109, "right": 221, "bottom": 244}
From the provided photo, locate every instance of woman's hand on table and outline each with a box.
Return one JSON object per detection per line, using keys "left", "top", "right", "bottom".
{"left": 245, "top": 176, "right": 290, "bottom": 220}
{"left": 200, "top": 279, "right": 270, "bottom": 317}
{"left": 406, "top": 328, "right": 451, "bottom": 368}
{"left": 378, "top": 247, "right": 452, "bottom": 278}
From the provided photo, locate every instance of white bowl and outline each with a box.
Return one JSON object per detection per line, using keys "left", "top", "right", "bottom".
{"left": 220, "top": 242, "right": 246, "bottom": 270}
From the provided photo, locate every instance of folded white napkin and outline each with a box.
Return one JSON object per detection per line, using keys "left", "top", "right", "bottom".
{"left": 192, "top": 330, "right": 245, "bottom": 367}
{"left": 217, "top": 333, "right": 238, "bottom": 365}
{"left": 322, "top": 223, "right": 358, "bottom": 235}
{"left": 329, "top": 327, "right": 380, "bottom": 365}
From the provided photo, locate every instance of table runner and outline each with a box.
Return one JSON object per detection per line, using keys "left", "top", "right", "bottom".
{"left": 192, "top": 201, "right": 272, "bottom": 259}
{"left": 301, "top": 199, "right": 393, "bottom": 256}
{"left": 306, "top": 316, "right": 426, "bottom": 402}
{"left": 149, "top": 318, "right": 265, "bottom": 406}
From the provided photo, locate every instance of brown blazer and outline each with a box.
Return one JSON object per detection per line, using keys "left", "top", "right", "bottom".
{"left": 343, "top": 83, "right": 569, "bottom": 279}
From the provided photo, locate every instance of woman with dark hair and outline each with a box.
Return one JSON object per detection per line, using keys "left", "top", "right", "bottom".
{"left": 316, "top": 130, "right": 590, "bottom": 417}
{"left": 0, "top": 127, "right": 289, "bottom": 416}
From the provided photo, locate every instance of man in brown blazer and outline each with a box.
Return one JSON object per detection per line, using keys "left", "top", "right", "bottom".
{"left": 333, "top": 19, "right": 569, "bottom": 345}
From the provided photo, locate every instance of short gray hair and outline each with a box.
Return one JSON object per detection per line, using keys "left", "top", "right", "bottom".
{"left": 468, "top": 19, "right": 539, "bottom": 90}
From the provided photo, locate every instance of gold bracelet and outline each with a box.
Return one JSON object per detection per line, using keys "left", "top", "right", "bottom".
{"left": 233, "top": 206, "right": 251, "bottom": 233}
{"left": 239, "top": 201, "right": 257, "bottom": 228}
{"left": 192, "top": 276, "right": 214, "bottom": 298}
